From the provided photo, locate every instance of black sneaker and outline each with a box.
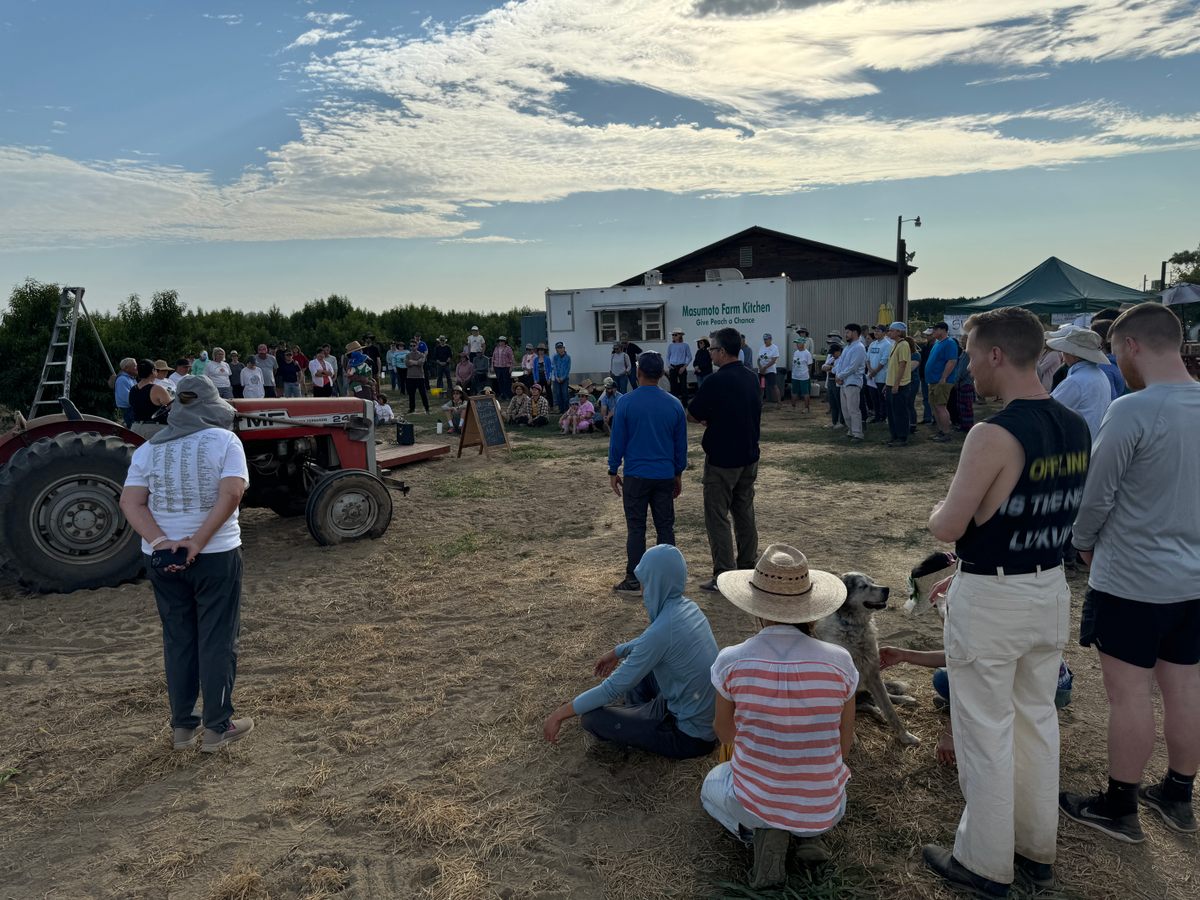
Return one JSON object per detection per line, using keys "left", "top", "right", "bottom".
{"left": 922, "top": 845, "right": 1009, "bottom": 898}
{"left": 749, "top": 828, "right": 789, "bottom": 889}
{"left": 1014, "top": 853, "right": 1053, "bottom": 891}
{"left": 1138, "top": 782, "right": 1197, "bottom": 833}
{"left": 1058, "top": 791, "right": 1145, "bottom": 843}
{"left": 699, "top": 577, "right": 719, "bottom": 592}
{"left": 613, "top": 577, "right": 641, "bottom": 594}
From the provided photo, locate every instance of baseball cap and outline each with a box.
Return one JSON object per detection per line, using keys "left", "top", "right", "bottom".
{"left": 603, "top": 376, "right": 615, "bottom": 387}
{"left": 793, "top": 337, "right": 803, "bottom": 344}
{"left": 763, "top": 333, "right": 773, "bottom": 340}
{"left": 471, "top": 325, "right": 480, "bottom": 331}
{"left": 889, "top": 321, "right": 907, "bottom": 332}
{"left": 497, "top": 335, "right": 507, "bottom": 341}
{"left": 922, "top": 328, "right": 934, "bottom": 336}
{"left": 637, "top": 351, "right": 665, "bottom": 378}
{"left": 555, "top": 341, "right": 565, "bottom": 348}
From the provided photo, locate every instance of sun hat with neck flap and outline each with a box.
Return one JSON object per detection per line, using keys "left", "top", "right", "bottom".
{"left": 717, "top": 544, "right": 846, "bottom": 623}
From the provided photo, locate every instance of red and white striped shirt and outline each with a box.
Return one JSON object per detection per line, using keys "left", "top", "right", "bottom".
{"left": 712, "top": 626, "right": 858, "bottom": 834}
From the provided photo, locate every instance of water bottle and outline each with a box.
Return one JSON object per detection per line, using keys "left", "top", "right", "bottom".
{"left": 436, "top": 421, "right": 443, "bottom": 435}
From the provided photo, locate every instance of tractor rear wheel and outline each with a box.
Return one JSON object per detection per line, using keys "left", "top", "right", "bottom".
{"left": 0, "top": 433, "right": 143, "bottom": 593}
{"left": 304, "top": 470, "right": 393, "bottom": 546}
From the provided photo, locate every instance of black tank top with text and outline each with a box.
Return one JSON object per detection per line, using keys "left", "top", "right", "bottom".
{"left": 955, "top": 399, "right": 1091, "bottom": 572}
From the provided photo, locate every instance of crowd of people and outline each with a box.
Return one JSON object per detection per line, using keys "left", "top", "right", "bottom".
{"left": 114, "top": 304, "right": 1197, "bottom": 895}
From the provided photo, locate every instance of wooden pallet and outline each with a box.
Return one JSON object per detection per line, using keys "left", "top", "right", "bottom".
{"left": 376, "top": 442, "right": 450, "bottom": 469}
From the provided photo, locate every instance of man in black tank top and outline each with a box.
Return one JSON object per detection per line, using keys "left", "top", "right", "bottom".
{"left": 921, "top": 307, "right": 1090, "bottom": 897}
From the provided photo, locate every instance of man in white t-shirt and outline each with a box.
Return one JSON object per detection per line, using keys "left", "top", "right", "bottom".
{"left": 240, "top": 356, "right": 265, "bottom": 399}
{"left": 757, "top": 333, "right": 781, "bottom": 405}
{"left": 466, "top": 326, "right": 486, "bottom": 359}
{"left": 169, "top": 358, "right": 190, "bottom": 386}
{"left": 119, "top": 375, "right": 254, "bottom": 754}
{"left": 790, "top": 338, "right": 813, "bottom": 412}
{"left": 254, "top": 343, "right": 278, "bottom": 398}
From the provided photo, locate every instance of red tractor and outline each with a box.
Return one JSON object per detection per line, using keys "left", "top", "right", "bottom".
{"left": 0, "top": 288, "right": 445, "bottom": 593}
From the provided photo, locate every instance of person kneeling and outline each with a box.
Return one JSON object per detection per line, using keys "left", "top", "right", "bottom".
{"left": 542, "top": 544, "right": 719, "bottom": 759}
{"left": 703, "top": 544, "right": 858, "bottom": 889}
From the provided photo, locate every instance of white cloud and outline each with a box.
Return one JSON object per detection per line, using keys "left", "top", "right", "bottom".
{"left": 2, "top": 0, "right": 1198, "bottom": 249}
{"left": 306, "top": 11, "right": 353, "bottom": 26}
{"left": 438, "top": 235, "right": 542, "bottom": 244}
{"left": 286, "top": 27, "right": 354, "bottom": 49}
{"left": 203, "top": 13, "right": 244, "bottom": 26}
{"left": 966, "top": 72, "right": 1050, "bottom": 86}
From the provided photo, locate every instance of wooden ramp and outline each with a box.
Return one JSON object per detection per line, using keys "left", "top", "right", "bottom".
{"left": 376, "top": 442, "right": 450, "bottom": 469}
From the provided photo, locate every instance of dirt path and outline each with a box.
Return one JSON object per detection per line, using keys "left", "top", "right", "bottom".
{"left": 1, "top": 404, "right": 1195, "bottom": 899}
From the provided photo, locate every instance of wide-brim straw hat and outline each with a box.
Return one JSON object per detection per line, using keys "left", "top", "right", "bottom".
{"left": 717, "top": 544, "right": 846, "bottom": 623}
{"left": 1045, "top": 325, "right": 1109, "bottom": 365}
{"left": 345, "top": 340, "right": 363, "bottom": 353}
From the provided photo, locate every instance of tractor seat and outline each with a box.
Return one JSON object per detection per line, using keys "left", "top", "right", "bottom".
{"left": 58, "top": 397, "right": 84, "bottom": 421}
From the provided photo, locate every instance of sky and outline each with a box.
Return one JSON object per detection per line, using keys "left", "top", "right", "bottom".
{"left": 1, "top": 0, "right": 1198, "bottom": 314}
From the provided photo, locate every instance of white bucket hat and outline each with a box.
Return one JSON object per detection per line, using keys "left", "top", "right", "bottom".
{"left": 717, "top": 544, "right": 846, "bottom": 624}
{"left": 1045, "top": 325, "right": 1108, "bottom": 365}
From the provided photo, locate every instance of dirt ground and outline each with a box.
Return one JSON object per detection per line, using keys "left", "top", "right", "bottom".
{"left": 1, "top": 398, "right": 1196, "bottom": 900}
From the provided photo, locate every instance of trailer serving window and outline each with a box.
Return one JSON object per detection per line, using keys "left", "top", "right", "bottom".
{"left": 595, "top": 307, "right": 664, "bottom": 344}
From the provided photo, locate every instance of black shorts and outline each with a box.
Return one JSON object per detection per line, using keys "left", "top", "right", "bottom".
{"left": 1079, "top": 588, "right": 1200, "bottom": 668}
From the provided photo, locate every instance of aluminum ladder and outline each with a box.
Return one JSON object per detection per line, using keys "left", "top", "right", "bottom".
{"left": 28, "top": 286, "right": 114, "bottom": 419}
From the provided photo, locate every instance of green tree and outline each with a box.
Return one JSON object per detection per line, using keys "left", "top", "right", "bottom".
{"left": 1169, "top": 243, "right": 1200, "bottom": 285}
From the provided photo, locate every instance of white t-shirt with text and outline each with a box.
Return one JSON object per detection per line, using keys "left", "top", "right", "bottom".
{"left": 124, "top": 428, "right": 250, "bottom": 555}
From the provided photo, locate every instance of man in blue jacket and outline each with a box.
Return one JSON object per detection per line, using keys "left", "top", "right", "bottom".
{"left": 606, "top": 351, "right": 688, "bottom": 594}
{"left": 550, "top": 341, "right": 572, "bottom": 413}
{"left": 542, "top": 544, "right": 719, "bottom": 759}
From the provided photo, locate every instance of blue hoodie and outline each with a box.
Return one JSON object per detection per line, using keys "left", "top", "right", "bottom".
{"left": 572, "top": 545, "right": 718, "bottom": 740}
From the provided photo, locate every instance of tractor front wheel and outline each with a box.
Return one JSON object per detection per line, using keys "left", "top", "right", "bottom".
{"left": 0, "top": 433, "right": 143, "bottom": 592}
{"left": 304, "top": 470, "right": 393, "bottom": 546}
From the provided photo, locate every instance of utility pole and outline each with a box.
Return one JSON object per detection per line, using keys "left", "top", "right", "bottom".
{"left": 896, "top": 215, "right": 920, "bottom": 322}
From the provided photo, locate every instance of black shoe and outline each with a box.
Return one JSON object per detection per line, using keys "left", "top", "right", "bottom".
{"left": 699, "top": 577, "right": 719, "bottom": 592}
{"left": 749, "top": 828, "right": 789, "bottom": 889}
{"left": 1139, "top": 782, "right": 1198, "bottom": 833}
{"left": 922, "top": 845, "right": 1008, "bottom": 898}
{"left": 613, "top": 577, "right": 641, "bottom": 594}
{"left": 1058, "top": 790, "right": 1145, "bottom": 843}
{"left": 1013, "top": 853, "right": 1053, "bottom": 890}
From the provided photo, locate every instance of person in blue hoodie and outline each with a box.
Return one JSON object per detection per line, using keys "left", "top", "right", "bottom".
{"left": 542, "top": 544, "right": 719, "bottom": 759}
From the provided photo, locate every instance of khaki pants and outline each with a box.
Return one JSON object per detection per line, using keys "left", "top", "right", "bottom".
{"left": 944, "top": 566, "right": 1070, "bottom": 884}
{"left": 841, "top": 384, "right": 863, "bottom": 438}
{"left": 702, "top": 460, "right": 758, "bottom": 576}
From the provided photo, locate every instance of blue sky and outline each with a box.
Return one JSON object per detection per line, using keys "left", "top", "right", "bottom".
{"left": 1, "top": 0, "right": 1198, "bottom": 313}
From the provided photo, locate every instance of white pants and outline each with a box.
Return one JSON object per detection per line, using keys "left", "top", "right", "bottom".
{"left": 841, "top": 384, "right": 863, "bottom": 438}
{"left": 700, "top": 762, "right": 841, "bottom": 840}
{"left": 944, "top": 567, "right": 1070, "bottom": 884}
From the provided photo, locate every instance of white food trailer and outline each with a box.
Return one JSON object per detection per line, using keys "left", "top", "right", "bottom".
{"left": 545, "top": 277, "right": 793, "bottom": 384}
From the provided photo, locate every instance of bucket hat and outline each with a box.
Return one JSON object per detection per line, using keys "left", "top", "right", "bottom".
{"left": 1045, "top": 325, "right": 1109, "bottom": 365}
{"left": 716, "top": 544, "right": 846, "bottom": 624}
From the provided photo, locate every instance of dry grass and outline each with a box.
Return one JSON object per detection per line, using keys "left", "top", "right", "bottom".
{"left": 1, "top": 399, "right": 1196, "bottom": 899}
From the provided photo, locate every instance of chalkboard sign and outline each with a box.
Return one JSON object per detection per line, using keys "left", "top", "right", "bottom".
{"left": 457, "top": 394, "right": 511, "bottom": 457}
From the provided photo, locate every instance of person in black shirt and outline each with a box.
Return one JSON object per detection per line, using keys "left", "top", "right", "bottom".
{"left": 687, "top": 327, "right": 762, "bottom": 592}
{"left": 278, "top": 351, "right": 303, "bottom": 398}
{"left": 433, "top": 335, "right": 454, "bottom": 391}
{"left": 621, "top": 333, "right": 642, "bottom": 376}
{"left": 923, "top": 306, "right": 1090, "bottom": 898}
{"left": 693, "top": 337, "right": 713, "bottom": 387}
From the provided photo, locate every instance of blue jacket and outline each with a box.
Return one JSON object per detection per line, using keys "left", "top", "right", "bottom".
{"left": 572, "top": 545, "right": 718, "bottom": 740}
{"left": 551, "top": 351, "right": 571, "bottom": 381}
{"left": 531, "top": 354, "right": 553, "bottom": 382}
{"left": 608, "top": 385, "right": 687, "bottom": 479}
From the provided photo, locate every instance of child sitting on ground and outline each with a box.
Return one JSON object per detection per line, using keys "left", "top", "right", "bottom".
{"left": 442, "top": 387, "right": 467, "bottom": 434}
{"left": 560, "top": 395, "right": 582, "bottom": 434}
{"left": 575, "top": 392, "right": 595, "bottom": 433}
{"left": 374, "top": 394, "right": 395, "bottom": 424}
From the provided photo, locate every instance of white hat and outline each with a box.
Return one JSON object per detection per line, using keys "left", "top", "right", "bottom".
{"left": 717, "top": 544, "right": 846, "bottom": 624}
{"left": 1045, "top": 325, "right": 1109, "bottom": 365}
{"left": 470, "top": 325, "right": 480, "bottom": 331}
{"left": 497, "top": 335, "right": 507, "bottom": 341}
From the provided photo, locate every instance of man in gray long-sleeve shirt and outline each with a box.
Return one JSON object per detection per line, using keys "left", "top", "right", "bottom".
{"left": 1060, "top": 303, "right": 1200, "bottom": 844}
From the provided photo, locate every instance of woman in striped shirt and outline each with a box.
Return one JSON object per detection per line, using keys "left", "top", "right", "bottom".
{"left": 703, "top": 544, "right": 859, "bottom": 889}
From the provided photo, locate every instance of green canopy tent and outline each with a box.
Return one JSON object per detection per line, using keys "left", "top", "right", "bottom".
{"left": 946, "top": 257, "right": 1151, "bottom": 317}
